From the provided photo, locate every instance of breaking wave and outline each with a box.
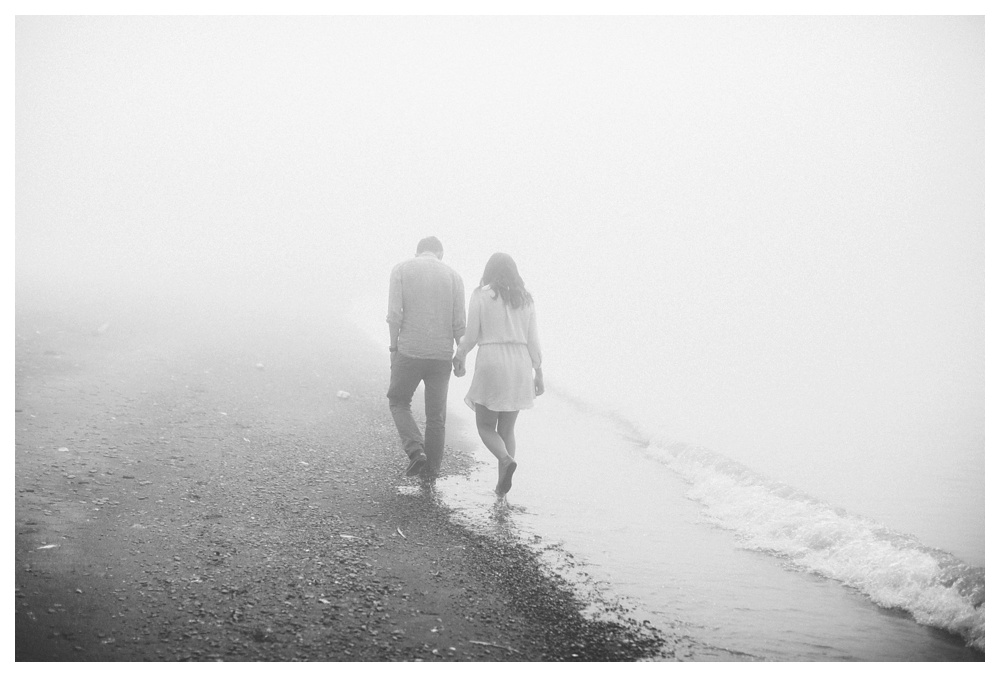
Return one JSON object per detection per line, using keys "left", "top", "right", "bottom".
{"left": 635, "top": 436, "right": 985, "bottom": 651}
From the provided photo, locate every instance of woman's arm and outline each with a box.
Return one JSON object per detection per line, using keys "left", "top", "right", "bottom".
{"left": 453, "top": 290, "right": 481, "bottom": 376}
{"left": 526, "top": 302, "right": 542, "bottom": 369}
{"left": 455, "top": 290, "right": 481, "bottom": 360}
{"left": 528, "top": 303, "right": 543, "bottom": 395}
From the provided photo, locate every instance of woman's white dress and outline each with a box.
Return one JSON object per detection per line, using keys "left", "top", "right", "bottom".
{"left": 460, "top": 286, "right": 542, "bottom": 412}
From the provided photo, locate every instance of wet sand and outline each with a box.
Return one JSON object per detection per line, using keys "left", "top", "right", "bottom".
{"left": 14, "top": 292, "right": 672, "bottom": 662}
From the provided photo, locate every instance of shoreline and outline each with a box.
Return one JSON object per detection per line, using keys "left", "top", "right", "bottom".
{"left": 14, "top": 298, "right": 676, "bottom": 662}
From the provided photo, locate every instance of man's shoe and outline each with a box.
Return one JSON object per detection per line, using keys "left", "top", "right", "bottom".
{"left": 405, "top": 453, "right": 427, "bottom": 477}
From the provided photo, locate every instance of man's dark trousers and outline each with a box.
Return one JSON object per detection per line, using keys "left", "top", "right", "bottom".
{"left": 387, "top": 352, "right": 452, "bottom": 475}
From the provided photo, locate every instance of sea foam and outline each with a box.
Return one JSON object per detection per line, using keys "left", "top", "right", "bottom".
{"left": 638, "top": 437, "right": 985, "bottom": 651}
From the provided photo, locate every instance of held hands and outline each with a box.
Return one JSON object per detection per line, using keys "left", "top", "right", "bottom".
{"left": 452, "top": 355, "right": 466, "bottom": 377}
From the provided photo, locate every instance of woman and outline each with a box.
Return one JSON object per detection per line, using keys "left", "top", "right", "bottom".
{"left": 453, "top": 253, "right": 544, "bottom": 496}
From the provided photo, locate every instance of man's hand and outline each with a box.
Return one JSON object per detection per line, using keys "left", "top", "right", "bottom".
{"left": 452, "top": 356, "right": 466, "bottom": 377}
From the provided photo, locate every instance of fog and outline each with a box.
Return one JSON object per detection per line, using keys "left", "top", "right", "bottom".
{"left": 16, "top": 16, "right": 984, "bottom": 557}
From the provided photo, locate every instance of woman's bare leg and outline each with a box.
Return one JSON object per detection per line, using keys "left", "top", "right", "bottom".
{"left": 497, "top": 410, "right": 519, "bottom": 459}
{"left": 475, "top": 405, "right": 511, "bottom": 462}
{"left": 476, "top": 405, "right": 518, "bottom": 494}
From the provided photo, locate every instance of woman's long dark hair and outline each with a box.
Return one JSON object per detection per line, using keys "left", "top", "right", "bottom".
{"left": 480, "top": 252, "right": 533, "bottom": 309}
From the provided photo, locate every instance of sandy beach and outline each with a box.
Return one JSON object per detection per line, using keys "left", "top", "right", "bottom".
{"left": 14, "top": 291, "right": 672, "bottom": 662}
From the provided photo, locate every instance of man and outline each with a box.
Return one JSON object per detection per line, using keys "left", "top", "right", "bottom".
{"left": 386, "top": 236, "right": 466, "bottom": 479}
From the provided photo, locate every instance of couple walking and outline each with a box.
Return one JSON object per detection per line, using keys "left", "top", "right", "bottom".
{"left": 386, "top": 236, "right": 543, "bottom": 497}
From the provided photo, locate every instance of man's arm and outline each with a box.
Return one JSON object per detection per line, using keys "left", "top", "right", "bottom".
{"left": 387, "top": 265, "right": 403, "bottom": 352}
{"left": 452, "top": 274, "right": 466, "bottom": 348}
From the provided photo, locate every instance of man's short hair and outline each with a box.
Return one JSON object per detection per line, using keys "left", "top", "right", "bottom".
{"left": 416, "top": 236, "right": 443, "bottom": 255}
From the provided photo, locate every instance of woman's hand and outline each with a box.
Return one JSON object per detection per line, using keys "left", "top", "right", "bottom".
{"left": 452, "top": 355, "right": 466, "bottom": 377}
{"left": 534, "top": 369, "right": 545, "bottom": 396}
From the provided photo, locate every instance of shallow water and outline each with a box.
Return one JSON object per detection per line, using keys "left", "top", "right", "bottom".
{"left": 434, "top": 389, "right": 984, "bottom": 661}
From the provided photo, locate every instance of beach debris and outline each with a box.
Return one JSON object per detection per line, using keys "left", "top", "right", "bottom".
{"left": 396, "top": 528, "right": 406, "bottom": 539}
{"left": 469, "top": 640, "right": 520, "bottom": 653}
{"left": 58, "top": 447, "right": 69, "bottom": 452}
{"left": 339, "top": 534, "right": 358, "bottom": 540}
{"left": 36, "top": 544, "right": 58, "bottom": 550}
{"left": 336, "top": 391, "right": 351, "bottom": 399}
{"left": 255, "top": 362, "right": 265, "bottom": 370}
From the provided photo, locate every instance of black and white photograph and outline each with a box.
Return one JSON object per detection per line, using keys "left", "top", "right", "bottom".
{"left": 13, "top": 6, "right": 986, "bottom": 663}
